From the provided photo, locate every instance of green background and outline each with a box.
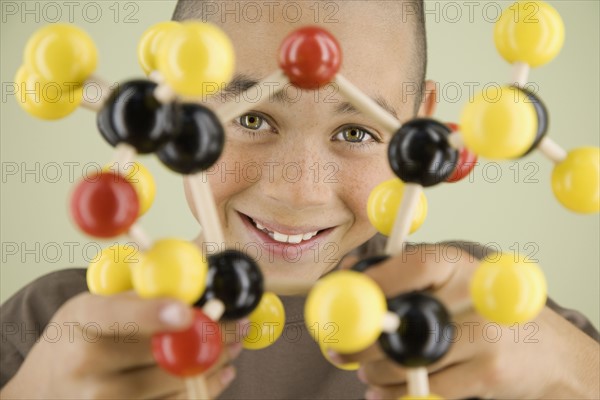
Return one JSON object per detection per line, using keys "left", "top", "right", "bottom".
{"left": 1, "top": 0, "right": 599, "bottom": 328}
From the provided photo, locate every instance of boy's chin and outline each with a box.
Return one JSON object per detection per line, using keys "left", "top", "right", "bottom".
{"left": 259, "top": 259, "right": 335, "bottom": 285}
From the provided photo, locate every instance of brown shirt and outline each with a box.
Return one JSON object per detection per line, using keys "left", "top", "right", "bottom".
{"left": 2, "top": 241, "right": 599, "bottom": 397}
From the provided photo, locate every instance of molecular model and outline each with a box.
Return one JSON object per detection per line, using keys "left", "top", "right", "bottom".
{"left": 13, "top": 0, "right": 599, "bottom": 398}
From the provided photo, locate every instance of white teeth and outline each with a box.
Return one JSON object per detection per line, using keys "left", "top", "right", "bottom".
{"left": 272, "top": 232, "right": 289, "bottom": 242}
{"left": 287, "top": 234, "right": 303, "bottom": 244}
{"left": 303, "top": 231, "right": 318, "bottom": 240}
{"left": 250, "top": 217, "right": 321, "bottom": 243}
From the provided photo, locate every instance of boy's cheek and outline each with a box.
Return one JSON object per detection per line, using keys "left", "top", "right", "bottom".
{"left": 206, "top": 145, "right": 263, "bottom": 198}
{"left": 206, "top": 163, "right": 250, "bottom": 200}
{"left": 335, "top": 171, "right": 383, "bottom": 249}
{"left": 336, "top": 160, "right": 394, "bottom": 220}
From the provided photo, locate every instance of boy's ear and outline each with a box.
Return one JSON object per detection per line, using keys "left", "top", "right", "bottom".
{"left": 417, "top": 80, "right": 437, "bottom": 117}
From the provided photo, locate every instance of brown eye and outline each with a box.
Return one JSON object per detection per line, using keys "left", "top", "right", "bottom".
{"left": 342, "top": 127, "right": 367, "bottom": 142}
{"left": 240, "top": 114, "right": 264, "bottom": 130}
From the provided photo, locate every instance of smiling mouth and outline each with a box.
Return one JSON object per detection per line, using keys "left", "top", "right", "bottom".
{"left": 238, "top": 212, "right": 331, "bottom": 245}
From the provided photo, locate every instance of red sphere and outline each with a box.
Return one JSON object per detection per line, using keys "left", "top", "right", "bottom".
{"left": 445, "top": 123, "right": 478, "bottom": 183}
{"left": 152, "top": 309, "right": 223, "bottom": 377}
{"left": 278, "top": 26, "right": 342, "bottom": 89}
{"left": 70, "top": 171, "right": 139, "bottom": 238}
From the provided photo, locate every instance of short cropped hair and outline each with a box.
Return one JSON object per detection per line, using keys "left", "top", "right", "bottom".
{"left": 172, "top": 0, "right": 427, "bottom": 106}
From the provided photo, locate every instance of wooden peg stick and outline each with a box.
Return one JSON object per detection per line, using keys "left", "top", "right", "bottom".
{"left": 384, "top": 183, "right": 423, "bottom": 256}
{"left": 215, "top": 70, "right": 290, "bottom": 123}
{"left": 185, "top": 172, "right": 225, "bottom": 246}
{"left": 334, "top": 74, "right": 401, "bottom": 134}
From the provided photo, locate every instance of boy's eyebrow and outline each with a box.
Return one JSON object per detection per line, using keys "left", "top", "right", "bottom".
{"left": 220, "top": 73, "right": 288, "bottom": 103}
{"left": 221, "top": 73, "right": 399, "bottom": 118}
{"left": 334, "top": 97, "right": 399, "bottom": 120}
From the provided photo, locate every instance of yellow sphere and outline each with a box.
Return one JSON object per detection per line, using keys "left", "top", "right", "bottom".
{"left": 471, "top": 252, "right": 547, "bottom": 325}
{"left": 495, "top": 1, "right": 565, "bottom": 68}
{"left": 24, "top": 24, "right": 97, "bottom": 85}
{"left": 305, "top": 270, "right": 387, "bottom": 354}
{"left": 460, "top": 86, "right": 537, "bottom": 159}
{"left": 103, "top": 161, "right": 156, "bottom": 216}
{"left": 156, "top": 21, "right": 235, "bottom": 96}
{"left": 15, "top": 65, "right": 82, "bottom": 120}
{"left": 87, "top": 244, "right": 142, "bottom": 295}
{"left": 132, "top": 239, "right": 207, "bottom": 304}
{"left": 367, "top": 178, "right": 428, "bottom": 236}
{"left": 319, "top": 343, "right": 360, "bottom": 371}
{"left": 138, "top": 21, "right": 182, "bottom": 75}
{"left": 551, "top": 147, "right": 600, "bottom": 214}
{"left": 243, "top": 292, "right": 285, "bottom": 350}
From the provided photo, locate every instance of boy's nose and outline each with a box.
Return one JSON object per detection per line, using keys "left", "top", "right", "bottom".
{"left": 258, "top": 154, "right": 336, "bottom": 210}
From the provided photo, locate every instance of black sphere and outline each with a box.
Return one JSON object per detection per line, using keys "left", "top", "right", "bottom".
{"left": 350, "top": 255, "right": 389, "bottom": 273}
{"left": 97, "top": 80, "right": 177, "bottom": 154}
{"left": 196, "top": 250, "right": 264, "bottom": 320}
{"left": 157, "top": 103, "right": 225, "bottom": 174}
{"left": 379, "top": 292, "right": 453, "bottom": 367}
{"left": 519, "top": 87, "right": 549, "bottom": 157}
{"left": 388, "top": 119, "right": 458, "bottom": 187}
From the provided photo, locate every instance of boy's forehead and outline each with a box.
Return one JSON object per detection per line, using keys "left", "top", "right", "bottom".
{"left": 209, "top": 2, "right": 417, "bottom": 105}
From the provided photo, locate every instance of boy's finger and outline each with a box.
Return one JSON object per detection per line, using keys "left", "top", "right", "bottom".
{"left": 202, "top": 342, "right": 244, "bottom": 377}
{"left": 97, "top": 365, "right": 184, "bottom": 399}
{"left": 363, "top": 245, "right": 461, "bottom": 297}
{"left": 60, "top": 292, "right": 193, "bottom": 336}
{"left": 355, "top": 306, "right": 483, "bottom": 388}
{"left": 88, "top": 335, "right": 243, "bottom": 380}
{"left": 70, "top": 336, "right": 156, "bottom": 373}
{"left": 204, "top": 365, "right": 237, "bottom": 399}
{"left": 219, "top": 319, "right": 250, "bottom": 345}
{"left": 427, "top": 361, "right": 487, "bottom": 398}
{"left": 359, "top": 359, "right": 406, "bottom": 387}
{"left": 359, "top": 323, "right": 478, "bottom": 388}
{"left": 329, "top": 342, "right": 385, "bottom": 365}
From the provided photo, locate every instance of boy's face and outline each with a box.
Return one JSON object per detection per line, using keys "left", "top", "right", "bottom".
{"left": 185, "top": 2, "right": 426, "bottom": 284}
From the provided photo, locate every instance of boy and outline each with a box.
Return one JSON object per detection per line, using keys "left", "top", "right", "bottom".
{"left": 1, "top": 1, "right": 599, "bottom": 398}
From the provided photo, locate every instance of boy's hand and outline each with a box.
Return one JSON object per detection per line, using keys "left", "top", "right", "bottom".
{"left": 1, "top": 292, "right": 244, "bottom": 399}
{"left": 334, "top": 245, "right": 600, "bottom": 399}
